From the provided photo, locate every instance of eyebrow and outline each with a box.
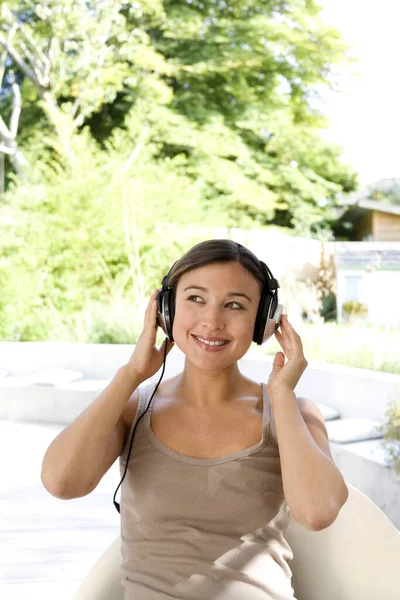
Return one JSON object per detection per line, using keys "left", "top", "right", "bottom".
{"left": 182, "top": 285, "right": 252, "bottom": 303}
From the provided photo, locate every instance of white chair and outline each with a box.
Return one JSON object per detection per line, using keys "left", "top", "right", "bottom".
{"left": 73, "top": 484, "right": 400, "bottom": 600}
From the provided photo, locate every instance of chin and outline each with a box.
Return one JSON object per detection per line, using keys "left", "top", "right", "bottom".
{"left": 175, "top": 335, "right": 251, "bottom": 368}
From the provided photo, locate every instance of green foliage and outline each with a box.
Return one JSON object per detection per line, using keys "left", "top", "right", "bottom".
{"left": 0, "top": 0, "right": 361, "bottom": 342}
{"left": 320, "top": 292, "right": 337, "bottom": 321}
{"left": 1, "top": 0, "right": 358, "bottom": 231}
{"left": 0, "top": 122, "right": 219, "bottom": 340}
{"left": 379, "top": 398, "right": 400, "bottom": 475}
{"left": 367, "top": 179, "right": 400, "bottom": 206}
{"left": 342, "top": 301, "right": 368, "bottom": 317}
{"left": 254, "top": 321, "right": 400, "bottom": 375}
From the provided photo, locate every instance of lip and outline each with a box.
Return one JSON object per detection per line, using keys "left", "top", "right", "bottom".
{"left": 191, "top": 334, "right": 231, "bottom": 352}
{"left": 192, "top": 334, "right": 229, "bottom": 342}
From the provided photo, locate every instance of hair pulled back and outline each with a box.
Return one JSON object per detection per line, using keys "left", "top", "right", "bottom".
{"left": 166, "top": 239, "right": 265, "bottom": 293}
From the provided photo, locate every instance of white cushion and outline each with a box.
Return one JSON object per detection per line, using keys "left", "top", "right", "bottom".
{"left": 315, "top": 402, "right": 341, "bottom": 421}
{"left": 0, "top": 376, "right": 32, "bottom": 387}
{"left": 57, "top": 378, "right": 111, "bottom": 391}
{"left": 29, "top": 368, "right": 84, "bottom": 387}
{"left": 326, "top": 418, "right": 383, "bottom": 443}
{"left": 73, "top": 485, "right": 400, "bottom": 600}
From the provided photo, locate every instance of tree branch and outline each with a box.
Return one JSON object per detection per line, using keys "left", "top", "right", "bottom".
{"left": 0, "top": 143, "right": 15, "bottom": 155}
{"left": 0, "top": 22, "right": 18, "bottom": 88}
{"left": 17, "top": 19, "right": 50, "bottom": 72}
{"left": 0, "top": 116, "right": 13, "bottom": 143}
{"left": 0, "top": 33, "right": 48, "bottom": 93}
{"left": 122, "top": 122, "right": 151, "bottom": 172}
{"left": 9, "top": 73, "right": 22, "bottom": 138}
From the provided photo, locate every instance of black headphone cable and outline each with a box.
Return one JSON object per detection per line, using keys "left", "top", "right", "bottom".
{"left": 113, "top": 338, "right": 169, "bottom": 514}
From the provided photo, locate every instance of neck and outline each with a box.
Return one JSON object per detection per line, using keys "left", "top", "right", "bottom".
{"left": 175, "top": 360, "right": 245, "bottom": 410}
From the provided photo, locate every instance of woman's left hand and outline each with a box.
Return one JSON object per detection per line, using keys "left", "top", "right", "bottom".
{"left": 267, "top": 314, "right": 308, "bottom": 396}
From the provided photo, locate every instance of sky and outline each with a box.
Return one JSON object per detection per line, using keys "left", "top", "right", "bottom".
{"left": 318, "top": 0, "right": 400, "bottom": 186}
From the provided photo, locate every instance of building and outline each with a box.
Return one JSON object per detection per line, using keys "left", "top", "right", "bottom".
{"left": 335, "top": 242, "right": 400, "bottom": 327}
{"left": 334, "top": 178, "right": 400, "bottom": 242}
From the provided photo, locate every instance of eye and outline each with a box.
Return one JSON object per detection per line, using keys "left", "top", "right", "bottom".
{"left": 186, "top": 295, "right": 204, "bottom": 303}
{"left": 226, "top": 301, "right": 244, "bottom": 310}
{"left": 186, "top": 295, "right": 244, "bottom": 310}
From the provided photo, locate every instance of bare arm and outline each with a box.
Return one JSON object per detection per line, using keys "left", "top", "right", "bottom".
{"left": 268, "top": 315, "right": 348, "bottom": 531}
{"left": 40, "top": 365, "right": 143, "bottom": 499}
{"left": 40, "top": 288, "right": 174, "bottom": 500}
{"left": 271, "top": 391, "right": 348, "bottom": 530}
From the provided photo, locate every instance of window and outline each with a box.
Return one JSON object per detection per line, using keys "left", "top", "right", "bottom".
{"left": 343, "top": 275, "right": 362, "bottom": 302}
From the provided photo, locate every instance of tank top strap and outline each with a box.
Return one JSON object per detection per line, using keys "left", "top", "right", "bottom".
{"left": 261, "top": 382, "right": 278, "bottom": 445}
{"left": 137, "top": 381, "right": 158, "bottom": 416}
{"left": 120, "top": 381, "right": 158, "bottom": 465}
{"left": 140, "top": 381, "right": 278, "bottom": 445}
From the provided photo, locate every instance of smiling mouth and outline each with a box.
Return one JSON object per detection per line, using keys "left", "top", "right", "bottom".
{"left": 191, "top": 335, "right": 231, "bottom": 349}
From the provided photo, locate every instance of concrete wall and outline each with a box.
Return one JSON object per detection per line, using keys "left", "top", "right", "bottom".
{"left": 1, "top": 341, "right": 400, "bottom": 529}
{"left": 179, "top": 227, "right": 400, "bottom": 328}
{"left": 1, "top": 341, "right": 399, "bottom": 423}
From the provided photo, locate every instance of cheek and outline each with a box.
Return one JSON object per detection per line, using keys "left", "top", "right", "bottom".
{"left": 237, "top": 315, "right": 257, "bottom": 339}
{"left": 236, "top": 307, "right": 259, "bottom": 337}
{"left": 172, "top": 302, "right": 193, "bottom": 336}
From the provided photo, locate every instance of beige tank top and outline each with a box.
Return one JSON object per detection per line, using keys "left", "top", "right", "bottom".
{"left": 119, "top": 381, "right": 297, "bottom": 600}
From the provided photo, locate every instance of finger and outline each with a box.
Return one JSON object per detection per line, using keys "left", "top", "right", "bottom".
{"left": 144, "top": 289, "right": 160, "bottom": 320}
{"left": 282, "top": 315, "right": 302, "bottom": 342}
{"left": 142, "top": 294, "right": 161, "bottom": 338}
{"left": 281, "top": 315, "right": 291, "bottom": 332}
{"left": 276, "top": 327, "right": 289, "bottom": 346}
{"left": 269, "top": 352, "right": 285, "bottom": 378}
{"left": 284, "top": 315, "right": 301, "bottom": 336}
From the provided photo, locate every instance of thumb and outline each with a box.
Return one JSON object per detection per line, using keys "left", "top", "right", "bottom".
{"left": 269, "top": 352, "right": 285, "bottom": 379}
{"left": 161, "top": 337, "right": 174, "bottom": 355}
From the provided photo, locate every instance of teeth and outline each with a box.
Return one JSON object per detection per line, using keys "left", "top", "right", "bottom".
{"left": 195, "top": 336, "right": 227, "bottom": 346}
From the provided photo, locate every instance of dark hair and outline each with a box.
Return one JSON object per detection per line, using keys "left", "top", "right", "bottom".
{"left": 166, "top": 239, "right": 265, "bottom": 293}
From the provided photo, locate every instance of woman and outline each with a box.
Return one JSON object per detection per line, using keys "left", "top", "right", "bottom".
{"left": 41, "top": 239, "right": 348, "bottom": 600}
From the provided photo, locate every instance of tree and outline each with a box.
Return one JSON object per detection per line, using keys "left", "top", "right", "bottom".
{"left": 0, "top": 0, "right": 169, "bottom": 170}
{"left": 0, "top": 0, "right": 360, "bottom": 340}
{"left": 0, "top": 0, "right": 358, "bottom": 233}
{"left": 0, "top": 8, "right": 28, "bottom": 177}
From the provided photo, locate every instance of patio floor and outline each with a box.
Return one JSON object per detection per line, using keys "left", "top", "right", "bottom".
{"left": 0, "top": 420, "right": 121, "bottom": 600}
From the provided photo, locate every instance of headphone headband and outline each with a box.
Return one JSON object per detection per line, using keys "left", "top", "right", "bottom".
{"left": 259, "top": 260, "right": 279, "bottom": 292}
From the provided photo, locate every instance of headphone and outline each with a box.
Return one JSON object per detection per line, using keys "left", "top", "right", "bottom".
{"left": 113, "top": 251, "right": 282, "bottom": 513}
{"left": 156, "top": 258, "right": 283, "bottom": 345}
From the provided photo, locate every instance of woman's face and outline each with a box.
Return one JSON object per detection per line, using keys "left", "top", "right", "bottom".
{"left": 172, "top": 261, "right": 261, "bottom": 370}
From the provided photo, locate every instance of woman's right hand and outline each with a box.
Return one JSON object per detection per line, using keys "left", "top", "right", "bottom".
{"left": 125, "top": 289, "right": 175, "bottom": 383}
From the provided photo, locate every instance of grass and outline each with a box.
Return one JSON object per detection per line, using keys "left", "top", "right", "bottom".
{"left": 46, "top": 298, "right": 400, "bottom": 376}
{"left": 253, "top": 321, "right": 400, "bottom": 375}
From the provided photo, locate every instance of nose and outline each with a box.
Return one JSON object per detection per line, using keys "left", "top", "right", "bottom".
{"left": 201, "top": 304, "right": 225, "bottom": 332}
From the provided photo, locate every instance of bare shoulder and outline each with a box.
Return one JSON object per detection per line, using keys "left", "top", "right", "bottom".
{"left": 239, "top": 376, "right": 264, "bottom": 412}
{"left": 296, "top": 396, "right": 325, "bottom": 421}
{"left": 117, "top": 388, "right": 141, "bottom": 459}
{"left": 121, "top": 387, "right": 140, "bottom": 430}
{"left": 296, "top": 396, "right": 333, "bottom": 460}
{"left": 154, "top": 374, "right": 181, "bottom": 397}
{"left": 120, "top": 375, "right": 180, "bottom": 429}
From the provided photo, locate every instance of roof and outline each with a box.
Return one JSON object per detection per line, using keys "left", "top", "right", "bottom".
{"left": 336, "top": 244, "right": 400, "bottom": 269}
{"left": 337, "top": 199, "right": 400, "bottom": 222}
{"left": 337, "top": 178, "right": 400, "bottom": 221}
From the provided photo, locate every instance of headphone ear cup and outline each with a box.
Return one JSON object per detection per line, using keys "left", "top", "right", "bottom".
{"left": 253, "top": 293, "right": 282, "bottom": 345}
{"left": 253, "top": 289, "right": 271, "bottom": 345}
{"left": 165, "top": 288, "right": 175, "bottom": 341}
{"left": 157, "top": 288, "right": 175, "bottom": 341}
